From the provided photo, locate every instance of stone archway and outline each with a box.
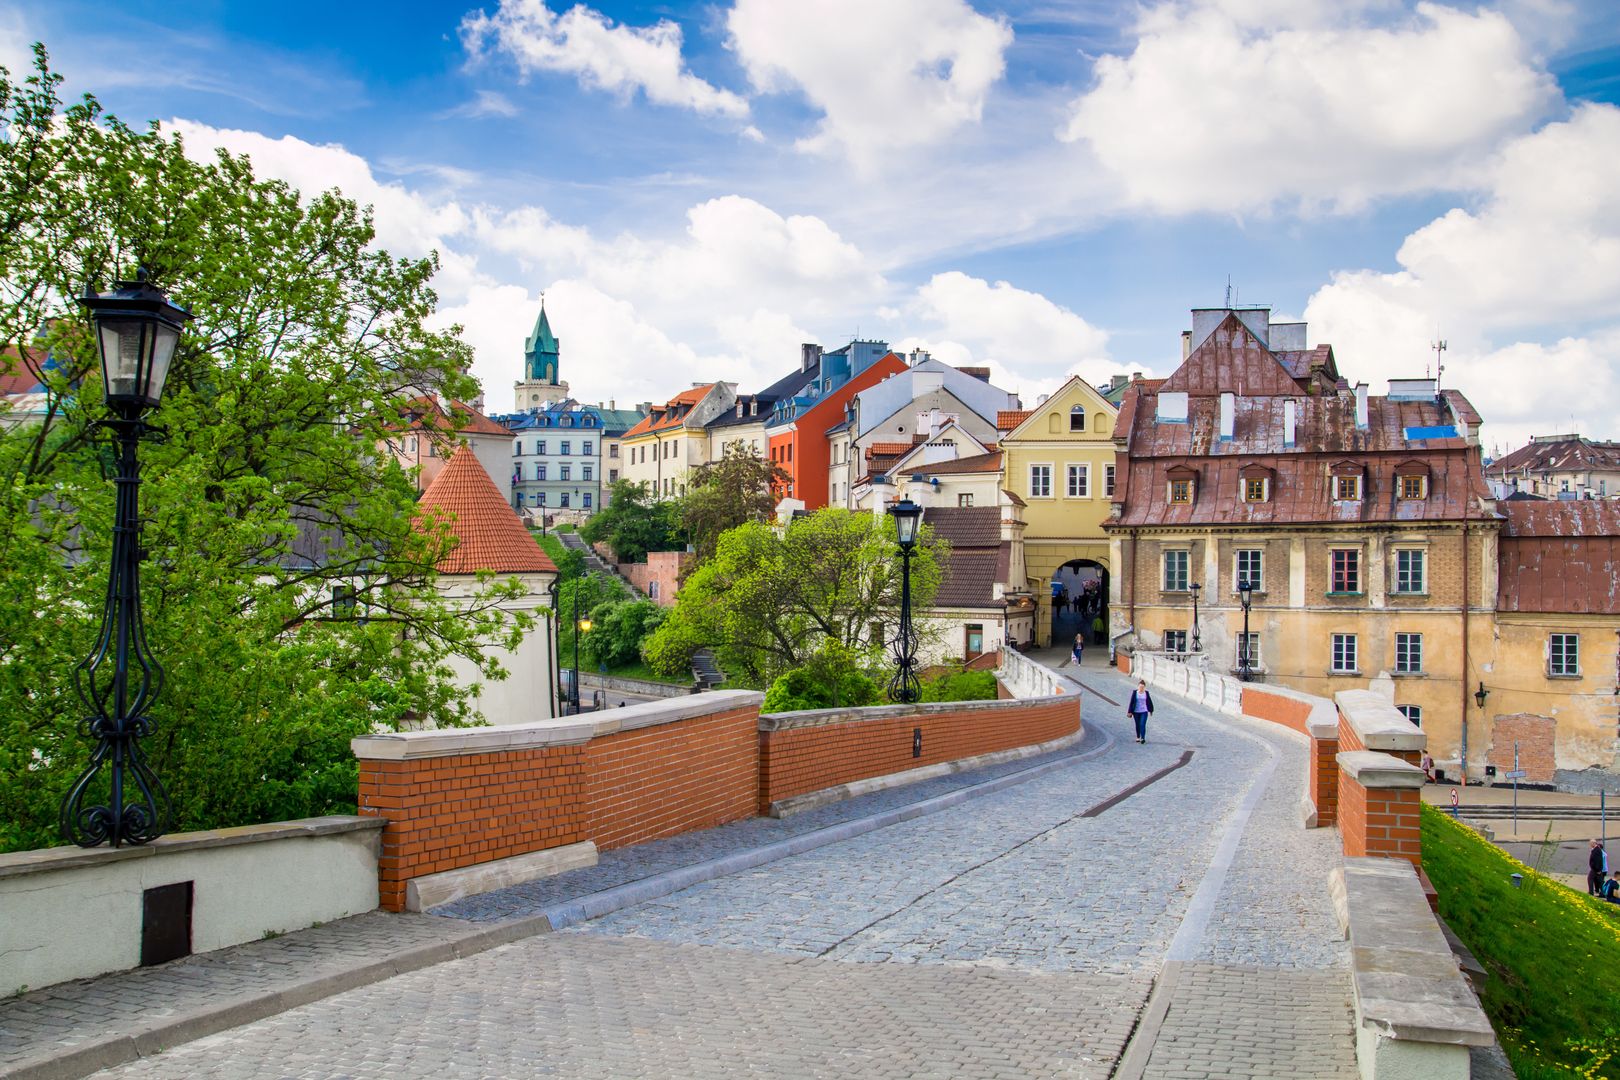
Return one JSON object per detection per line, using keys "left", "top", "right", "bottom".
{"left": 1050, "top": 559, "right": 1109, "bottom": 650}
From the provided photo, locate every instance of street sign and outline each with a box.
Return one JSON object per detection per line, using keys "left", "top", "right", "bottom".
{"left": 1505, "top": 769, "right": 1528, "bottom": 780}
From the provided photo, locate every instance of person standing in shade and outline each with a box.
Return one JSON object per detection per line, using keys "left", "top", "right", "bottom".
{"left": 1127, "top": 679, "right": 1154, "bottom": 744}
{"left": 1590, "top": 839, "right": 1607, "bottom": 896}
{"left": 1092, "top": 613, "right": 1106, "bottom": 646}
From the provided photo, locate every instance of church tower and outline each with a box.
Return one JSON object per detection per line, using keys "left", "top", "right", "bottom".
{"left": 513, "top": 300, "right": 570, "bottom": 411}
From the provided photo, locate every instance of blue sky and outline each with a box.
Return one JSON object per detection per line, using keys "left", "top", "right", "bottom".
{"left": 5, "top": 0, "right": 1619, "bottom": 451}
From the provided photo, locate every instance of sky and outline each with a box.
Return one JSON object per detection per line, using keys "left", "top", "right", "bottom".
{"left": 4, "top": 0, "right": 1619, "bottom": 453}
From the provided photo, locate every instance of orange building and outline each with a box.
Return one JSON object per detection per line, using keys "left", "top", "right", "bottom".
{"left": 767, "top": 352, "right": 908, "bottom": 509}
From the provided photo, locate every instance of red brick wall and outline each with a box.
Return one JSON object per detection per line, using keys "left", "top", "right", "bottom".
{"left": 358, "top": 746, "right": 588, "bottom": 912}
{"left": 1310, "top": 736, "right": 1340, "bottom": 826}
{"left": 586, "top": 703, "right": 758, "bottom": 850}
{"left": 1337, "top": 712, "right": 1420, "bottom": 766}
{"left": 1241, "top": 687, "right": 1313, "bottom": 736}
{"left": 1487, "top": 713, "right": 1557, "bottom": 784}
{"left": 759, "top": 699, "right": 1080, "bottom": 810}
{"left": 1117, "top": 652, "right": 1133, "bottom": 674}
{"left": 1338, "top": 779, "right": 1422, "bottom": 866}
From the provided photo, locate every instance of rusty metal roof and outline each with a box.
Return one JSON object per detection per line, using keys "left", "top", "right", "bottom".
{"left": 1498, "top": 501, "right": 1620, "bottom": 613}
{"left": 1488, "top": 435, "right": 1620, "bottom": 477}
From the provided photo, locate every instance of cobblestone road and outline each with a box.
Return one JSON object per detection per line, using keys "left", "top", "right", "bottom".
{"left": 85, "top": 658, "right": 1356, "bottom": 1079}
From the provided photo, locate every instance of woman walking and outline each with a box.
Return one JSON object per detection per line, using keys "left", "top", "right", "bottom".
{"left": 1127, "top": 680, "right": 1154, "bottom": 744}
{"left": 1071, "top": 633, "right": 1084, "bottom": 666}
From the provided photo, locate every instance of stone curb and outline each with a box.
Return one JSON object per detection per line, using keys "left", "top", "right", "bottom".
{"left": 0, "top": 915, "right": 552, "bottom": 1080}
{"left": 540, "top": 725, "right": 1116, "bottom": 930}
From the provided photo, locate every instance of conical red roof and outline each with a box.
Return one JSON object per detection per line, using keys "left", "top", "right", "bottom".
{"left": 417, "top": 445, "right": 557, "bottom": 575}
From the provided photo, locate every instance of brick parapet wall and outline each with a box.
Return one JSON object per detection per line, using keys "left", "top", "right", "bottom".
{"left": 1241, "top": 686, "right": 1313, "bottom": 737}
{"left": 1335, "top": 690, "right": 1424, "bottom": 766}
{"left": 758, "top": 697, "right": 1080, "bottom": 811}
{"left": 1337, "top": 751, "right": 1425, "bottom": 866}
{"left": 1310, "top": 736, "right": 1341, "bottom": 826}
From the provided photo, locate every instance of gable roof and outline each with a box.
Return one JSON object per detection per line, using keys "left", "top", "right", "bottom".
{"left": 394, "top": 396, "right": 511, "bottom": 438}
{"left": 417, "top": 445, "right": 557, "bottom": 575}
{"left": 1001, "top": 374, "right": 1119, "bottom": 443}
{"left": 1488, "top": 435, "right": 1620, "bottom": 477}
{"left": 1159, "top": 312, "right": 1314, "bottom": 396}
{"left": 922, "top": 505, "right": 1005, "bottom": 609}
{"left": 623, "top": 384, "right": 716, "bottom": 438}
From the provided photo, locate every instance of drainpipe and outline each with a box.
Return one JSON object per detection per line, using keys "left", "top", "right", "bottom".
{"left": 1460, "top": 499, "right": 1471, "bottom": 784}
{"left": 1128, "top": 529, "right": 1139, "bottom": 639}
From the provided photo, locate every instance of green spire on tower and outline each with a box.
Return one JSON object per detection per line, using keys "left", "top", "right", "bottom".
{"left": 524, "top": 300, "right": 560, "bottom": 384}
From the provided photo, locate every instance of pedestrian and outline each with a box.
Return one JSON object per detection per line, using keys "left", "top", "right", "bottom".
{"left": 1091, "top": 613, "right": 1106, "bottom": 646}
{"left": 1602, "top": 871, "right": 1620, "bottom": 904}
{"left": 1071, "top": 633, "right": 1084, "bottom": 666}
{"left": 1590, "top": 839, "right": 1607, "bottom": 896}
{"left": 1127, "top": 679, "right": 1154, "bottom": 744}
{"left": 1420, "top": 751, "right": 1435, "bottom": 784}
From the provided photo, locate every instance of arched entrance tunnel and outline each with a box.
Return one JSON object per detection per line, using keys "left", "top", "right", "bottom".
{"left": 1050, "top": 559, "right": 1109, "bottom": 652}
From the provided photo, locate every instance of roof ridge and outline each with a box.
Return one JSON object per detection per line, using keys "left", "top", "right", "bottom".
{"left": 417, "top": 446, "right": 556, "bottom": 575}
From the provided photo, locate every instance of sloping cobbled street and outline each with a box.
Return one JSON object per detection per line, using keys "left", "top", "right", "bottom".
{"left": 86, "top": 656, "right": 1355, "bottom": 1079}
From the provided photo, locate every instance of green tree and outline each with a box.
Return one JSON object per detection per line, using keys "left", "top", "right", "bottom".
{"left": 643, "top": 507, "right": 945, "bottom": 689}
{"left": 556, "top": 573, "right": 625, "bottom": 665}
{"left": 0, "top": 49, "right": 527, "bottom": 852}
{"left": 681, "top": 441, "right": 787, "bottom": 563}
{"left": 582, "top": 598, "right": 666, "bottom": 669}
{"left": 580, "top": 479, "right": 682, "bottom": 563}
{"left": 761, "top": 640, "right": 884, "bottom": 713}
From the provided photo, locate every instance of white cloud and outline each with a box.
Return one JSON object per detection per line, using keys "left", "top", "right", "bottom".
{"left": 1061, "top": 2, "right": 1559, "bottom": 213}
{"left": 442, "top": 89, "right": 520, "bottom": 119}
{"left": 0, "top": 6, "right": 36, "bottom": 83}
{"left": 895, "top": 271, "right": 1114, "bottom": 400}
{"left": 461, "top": 0, "right": 747, "bottom": 119}
{"left": 1304, "top": 103, "right": 1620, "bottom": 450}
{"left": 726, "top": 0, "right": 1012, "bottom": 166}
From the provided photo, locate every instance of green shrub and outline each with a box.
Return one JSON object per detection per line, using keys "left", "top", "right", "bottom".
{"left": 919, "top": 669, "right": 997, "bottom": 703}
{"left": 761, "top": 641, "right": 883, "bottom": 713}
{"left": 582, "top": 599, "right": 666, "bottom": 669}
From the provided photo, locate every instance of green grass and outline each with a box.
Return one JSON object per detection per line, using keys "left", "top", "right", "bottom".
{"left": 1421, "top": 805, "right": 1620, "bottom": 1077}
{"left": 534, "top": 532, "right": 569, "bottom": 568}
{"left": 600, "top": 660, "right": 692, "bottom": 686}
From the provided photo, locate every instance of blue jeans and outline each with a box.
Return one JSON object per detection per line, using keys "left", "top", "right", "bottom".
{"left": 1132, "top": 711, "right": 1148, "bottom": 740}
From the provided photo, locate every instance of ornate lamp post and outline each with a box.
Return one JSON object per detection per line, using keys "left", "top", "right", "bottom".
{"left": 1188, "top": 581, "right": 1202, "bottom": 652}
{"left": 572, "top": 575, "right": 592, "bottom": 715}
{"left": 60, "top": 270, "right": 192, "bottom": 848}
{"left": 1237, "top": 579, "right": 1255, "bottom": 681}
{"left": 547, "top": 577, "right": 561, "bottom": 715}
{"left": 887, "top": 499, "right": 923, "bottom": 704}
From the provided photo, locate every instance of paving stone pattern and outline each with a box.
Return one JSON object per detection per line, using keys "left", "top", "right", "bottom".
{"left": 91, "top": 934, "right": 1144, "bottom": 1080}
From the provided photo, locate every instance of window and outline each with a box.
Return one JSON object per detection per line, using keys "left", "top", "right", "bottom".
{"left": 1169, "top": 479, "right": 1193, "bottom": 504}
{"left": 537, "top": 440, "right": 547, "bottom": 455}
{"left": 560, "top": 440, "right": 571, "bottom": 456}
{"left": 1235, "top": 633, "right": 1260, "bottom": 670}
{"left": 331, "top": 585, "right": 357, "bottom": 619}
{"left": 1069, "top": 405, "right": 1087, "bottom": 432}
{"left": 560, "top": 493, "right": 570, "bottom": 507}
{"left": 1397, "top": 705, "right": 1422, "bottom": 727}
{"left": 405, "top": 436, "right": 417, "bottom": 453}
{"left": 1399, "top": 474, "right": 1427, "bottom": 500}
{"left": 1394, "top": 549, "right": 1426, "bottom": 594}
{"left": 649, "top": 580, "right": 660, "bottom": 600}
{"left": 536, "top": 492, "right": 546, "bottom": 506}
{"left": 583, "top": 493, "right": 593, "bottom": 508}
{"left": 1030, "top": 464, "right": 1052, "bottom": 498}
{"left": 513, "top": 441, "right": 522, "bottom": 456}
{"left": 1244, "top": 477, "right": 1267, "bottom": 502}
{"left": 1163, "top": 629, "right": 1188, "bottom": 652}
{"left": 1235, "top": 549, "right": 1262, "bottom": 590}
{"left": 1395, "top": 633, "right": 1423, "bottom": 674}
{"left": 786, "top": 443, "right": 792, "bottom": 462}
{"left": 609, "top": 469, "right": 618, "bottom": 482}
{"left": 582, "top": 465, "right": 593, "bottom": 482}
{"left": 610, "top": 445, "right": 619, "bottom": 458}
{"left": 1334, "top": 474, "right": 1361, "bottom": 501}
{"left": 560, "top": 465, "right": 571, "bottom": 481}
{"left": 1105, "top": 464, "right": 1116, "bottom": 497}
{"left": 1163, "top": 549, "right": 1190, "bottom": 592}
{"left": 1330, "top": 549, "right": 1360, "bottom": 593}
{"left": 1067, "top": 464, "right": 1090, "bottom": 498}
{"left": 561, "top": 416, "right": 571, "bottom": 427}
{"left": 582, "top": 441, "right": 593, "bottom": 456}
{"left": 536, "top": 464, "right": 547, "bottom": 481}
{"left": 1549, "top": 633, "right": 1580, "bottom": 676}
{"left": 958, "top": 493, "right": 974, "bottom": 507}
{"left": 1331, "top": 634, "right": 1358, "bottom": 673}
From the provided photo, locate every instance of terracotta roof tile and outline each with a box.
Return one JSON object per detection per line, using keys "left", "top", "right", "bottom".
{"left": 997, "top": 409, "right": 1031, "bottom": 431}
{"left": 899, "top": 451, "right": 1003, "bottom": 476}
{"left": 417, "top": 446, "right": 557, "bottom": 575}
{"left": 623, "top": 384, "right": 717, "bottom": 438}
{"left": 392, "top": 396, "right": 511, "bottom": 438}
{"left": 868, "top": 441, "right": 913, "bottom": 457}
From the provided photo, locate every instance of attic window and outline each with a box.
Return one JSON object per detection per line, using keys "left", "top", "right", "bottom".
{"left": 1334, "top": 475, "right": 1362, "bottom": 501}
{"left": 1167, "top": 465, "right": 1197, "bottom": 505}
{"left": 1399, "top": 475, "right": 1427, "bottom": 500}
{"left": 1070, "top": 405, "right": 1086, "bottom": 432}
{"left": 1170, "top": 480, "right": 1194, "bottom": 504}
{"left": 1244, "top": 477, "right": 1268, "bottom": 503}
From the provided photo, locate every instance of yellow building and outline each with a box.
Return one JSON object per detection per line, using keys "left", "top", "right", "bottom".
{"left": 998, "top": 375, "right": 1120, "bottom": 646}
{"left": 618, "top": 382, "right": 736, "bottom": 498}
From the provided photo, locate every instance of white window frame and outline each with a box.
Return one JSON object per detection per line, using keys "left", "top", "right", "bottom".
{"left": 1163, "top": 629, "right": 1188, "bottom": 653}
{"left": 1234, "top": 549, "right": 1263, "bottom": 591}
{"left": 1235, "top": 632, "right": 1260, "bottom": 670}
{"left": 1029, "top": 463, "right": 1053, "bottom": 499}
{"left": 1393, "top": 548, "right": 1426, "bottom": 595}
{"left": 1549, "top": 633, "right": 1580, "bottom": 677}
{"left": 1331, "top": 633, "right": 1359, "bottom": 673}
{"left": 1163, "top": 549, "right": 1190, "bottom": 592}
{"left": 1395, "top": 632, "right": 1423, "bottom": 674}
{"left": 1104, "top": 464, "right": 1116, "bottom": 497}
{"left": 1066, "top": 463, "right": 1090, "bottom": 498}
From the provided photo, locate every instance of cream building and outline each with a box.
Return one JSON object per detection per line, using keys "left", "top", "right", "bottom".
{"left": 618, "top": 382, "right": 738, "bottom": 498}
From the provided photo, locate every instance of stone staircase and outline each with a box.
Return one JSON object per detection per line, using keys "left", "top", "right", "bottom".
{"left": 557, "top": 531, "right": 645, "bottom": 597}
{"left": 691, "top": 648, "right": 724, "bottom": 691}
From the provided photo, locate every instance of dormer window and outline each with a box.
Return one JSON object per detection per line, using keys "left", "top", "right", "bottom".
{"left": 1240, "top": 463, "right": 1274, "bottom": 503}
{"left": 1244, "top": 478, "right": 1267, "bottom": 502}
{"left": 1330, "top": 461, "right": 1364, "bottom": 502}
{"left": 1395, "top": 460, "right": 1431, "bottom": 501}
{"left": 1167, "top": 465, "right": 1197, "bottom": 505}
{"left": 1070, "top": 405, "right": 1086, "bottom": 432}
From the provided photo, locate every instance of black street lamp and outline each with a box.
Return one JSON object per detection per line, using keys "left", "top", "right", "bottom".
{"left": 571, "top": 573, "right": 592, "bottom": 715}
{"left": 1237, "top": 579, "right": 1255, "bottom": 681}
{"left": 1189, "top": 581, "right": 1202, "bottom": 652}
{"left": 887, "top": 499, "right": 923, "bottom": 704}
{"left": 60, "top": 270, "right": 192, "bottom": 848}
{"left": 547, "top": 577, "right": 561, "bottom": 714}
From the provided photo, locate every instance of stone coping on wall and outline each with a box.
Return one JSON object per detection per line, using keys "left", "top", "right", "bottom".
{"left": 0, "top": 815, "right": 383, "bottom": 880}
{"left": 1335, "top": 689, "right": 1425, "bottom": 753}
{"left": 758, "top": 694, "right": 1071, "bottom": 732}
{"left": 1337, "top": 751, "right": 1428, "bottom": 789}
{"left": 1245, "top": 682, "right": 1340, "bottom": 740}
{"left": 1330, "top": 856, "right": 1495, "bottom": 1049}
{"left": 351, "top": 689, "right": 766, "bottom": 760}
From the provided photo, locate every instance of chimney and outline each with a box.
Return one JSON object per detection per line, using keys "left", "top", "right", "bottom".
{"left": 1283, "top": 400, "right": 1297, "bottom": 447}
{"left": 1354, "top": 382, "right": 1369, "bottom": 429}
{"left": 1219, "top": 391, "right": 1235, "bottom": 442}
{"left": 609, "top": 399, "right": 615, "bottom": 410}
{"left": 1181, "top": 330, "right": 1192, "bottom": 360}
{"left": 801, "top": 343, "right": 823, "bottom": 373}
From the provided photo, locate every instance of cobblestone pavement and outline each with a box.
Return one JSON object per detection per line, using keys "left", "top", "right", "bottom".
{"left": 92, "top": 934, "right": 1145, "bottom": 1080}
{"left": 67, "top": 654, "right": 1357, "bottom": 1080}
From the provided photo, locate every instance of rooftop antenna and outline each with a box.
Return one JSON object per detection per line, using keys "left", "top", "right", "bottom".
{"left": 1431, "top": 339, "right": 1447, "bottom": 401}
{"left": 1225, "top": 276, "right": 1233, "bottom": 308}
